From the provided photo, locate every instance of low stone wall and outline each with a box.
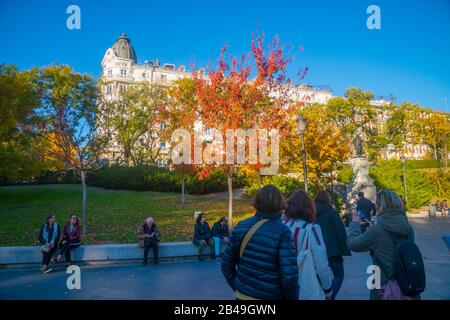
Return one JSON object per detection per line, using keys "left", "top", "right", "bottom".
{"left": 0, "top": 241, "right": 225, "bottom": 265}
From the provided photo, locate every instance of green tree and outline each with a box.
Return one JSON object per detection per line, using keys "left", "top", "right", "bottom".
{"left": 0, "top": 64, "right": 51, "bottom": 181}
{"left": 36, "top": 65, "right": 108, "bottom": 234}
{"left": 101, "top": 82, "right": 169, "bottom": 166}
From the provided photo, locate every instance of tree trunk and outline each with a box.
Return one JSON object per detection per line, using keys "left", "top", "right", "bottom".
{"left": 81, "top": 170, "right": 87, "bottom": 235}
{"left": 434, "top": 143, "right": 438, "bottom": 160}
{"left": 181, "top": 174, "right": 186, "bottom": 207}
{"left": 444, "top": 144, "right": 448, "bottom": 174}
{"left": 227, "top": 173, "right": 233, "bottom": 232}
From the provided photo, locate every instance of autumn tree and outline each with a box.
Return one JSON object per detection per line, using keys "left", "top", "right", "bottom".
{"left": 36, "top": 65, "right": 108, "bottom": 234}
{"left": 167, "top": 78, "right": 200, "bottom": 206}
{"left": 192, "top": 34, "right": 297, "bottom": 228}
{"left": 422, "top": 112, "right": 450, "bottom": 170}
{"left": 281, "top": 103, "right": 351, "bottom": 187}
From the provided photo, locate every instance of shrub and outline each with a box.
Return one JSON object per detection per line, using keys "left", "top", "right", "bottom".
{"left": 244, "top": 174, "right": 304, "bottom": 197}
{"left": 88, "top": 165, "right": 245, "bottom": 194}
{"left": 370, "top": 160, "right": 435, "bottom": 209}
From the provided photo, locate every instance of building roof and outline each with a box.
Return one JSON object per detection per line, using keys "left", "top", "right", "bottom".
{"left": 112, "top": 33, "right": 137, "bottom": 63}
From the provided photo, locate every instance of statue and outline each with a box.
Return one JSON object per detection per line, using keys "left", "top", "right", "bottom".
{"left": 351, "top": 129, "right": 364, "bottom": 157}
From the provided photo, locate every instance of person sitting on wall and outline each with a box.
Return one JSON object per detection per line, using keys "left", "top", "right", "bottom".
{"left": 193, "top": 213, "right": 215, "bottom": 261}
{"left": 38, "top": 214, "right": 61, "bottom": 274}
{"left": 211, "top": 217, "right": 230, "bottom": 261}
{"left": 137, "top": 217, "right": 160, "bottom": 265}
{"left": 56, "top": 214, "right": 81, "bottom": 266}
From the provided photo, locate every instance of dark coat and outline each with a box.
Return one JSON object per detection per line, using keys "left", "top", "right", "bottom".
{"left": 137, "top": 223, "right": 161, "bottom": 248}
{"left": 221, "top": 211, "right": 299, "bottom": 300}
{"left": 193, "top": 222, "right": 211, "bottom": 242}
{"left": 315, "top": 201, "right": 351, "bottom": 259}
{"left": 356, "top": 197, "right": 376, "bottom": 221}
{"left": 347, "top": 208, "right": 415, "bottom": 299}
{"left": 211, "top": 221, "right": 229, "bottom": 239}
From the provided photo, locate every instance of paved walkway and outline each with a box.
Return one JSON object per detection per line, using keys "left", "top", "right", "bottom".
{"left": 0, "top": 216, "right": 449, "bottom": 300}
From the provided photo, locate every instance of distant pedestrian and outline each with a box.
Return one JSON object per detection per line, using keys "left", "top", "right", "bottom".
{"left": 211, "top": 217, "right": 230, "bottom": 260}
{"left": 440, "top": 200, "right": 448, "bottom": 216}
{"left": 435, "top": 200, "right": 442, "bottom": 214}
{"left": 38, "top": 214, "right": 61, "bottom": 274}
{"left": 356, "top": 192, "right": 375, "bottom": 233}
{"left": 138, "top": 217, "right": 160, "bottom": 265}
{"left": 314, "top": 190, "right": 351, "bottom": 300}
{"left": 284, "top": 190, "right": 333, "bottom": 300}
{"left": 56, "top": 214, "right": 81, "bottom": 266}
{"left": 347, "top": 189, "right": 424, "bottom": 300}
{"left": 221, "top": 185, "right": 299, "bottom": 300}
{"left": 193, "top": 213, "right": 215, "bottom": 261}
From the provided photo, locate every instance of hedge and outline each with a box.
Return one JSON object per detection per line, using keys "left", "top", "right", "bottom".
{"left": 370, "top": 160, "right": 439, "bottom": 209}
{"left": 87, "top": 165, "right": 245, "bottom": 195}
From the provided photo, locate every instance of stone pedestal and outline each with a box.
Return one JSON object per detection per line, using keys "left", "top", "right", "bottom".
{"left": 347, "top": 156, "right": 376, "bottom": 205}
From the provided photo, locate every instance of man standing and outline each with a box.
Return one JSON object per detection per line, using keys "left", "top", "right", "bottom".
{"left": 356, "top": 192, "right": 376, "bottom": 232}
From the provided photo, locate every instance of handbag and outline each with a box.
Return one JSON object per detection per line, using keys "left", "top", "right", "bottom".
{"left": 297, "top": 223, "right": 326, "bottom": 300}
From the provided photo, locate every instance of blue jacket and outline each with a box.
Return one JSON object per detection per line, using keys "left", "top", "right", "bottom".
{"left": 221, "top": 211, "right": 299, "bottom": 300}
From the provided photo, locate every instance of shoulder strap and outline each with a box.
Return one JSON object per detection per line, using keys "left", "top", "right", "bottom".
{"left": 240, "top": 219, "right": 269, "bottom": 258}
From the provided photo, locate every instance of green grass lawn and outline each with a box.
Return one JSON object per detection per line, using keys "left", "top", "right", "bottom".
{"left": 0, "top": 184, "right": 255, "bottom": 246}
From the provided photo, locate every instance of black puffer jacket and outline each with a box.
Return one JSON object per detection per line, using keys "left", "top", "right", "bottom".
{"left": 315, "top": 201, "right": 351, "bottom": 259}
{"left": 221, "top": 211, "right": 299, "bottom": 300}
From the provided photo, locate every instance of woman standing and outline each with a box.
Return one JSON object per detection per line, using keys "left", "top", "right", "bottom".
{"left": 38, "top": 214, "right": 61, "bottom": 274}
{"left": 193, "top": 213, "right": 215, "bottom": 261}
{"left": 284, "top": 190, "right": 333, "bottom": 300}
{"left": 314, "top": 190, "right": 351, "bottom": 300}
{"left": 347, "top": 189, "right": 419, "bottom": 300}
{"left": 56, "top": 214, "right": 81, "bottom": 266}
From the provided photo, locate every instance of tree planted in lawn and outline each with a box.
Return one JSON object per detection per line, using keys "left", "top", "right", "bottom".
{"left": 35, "top": 65, "right": 109, "bottom": 234}
{"left": 192, "top": 34, "right": 298, "bottom": 228}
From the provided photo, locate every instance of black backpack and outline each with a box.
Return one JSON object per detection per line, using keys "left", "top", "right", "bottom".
{"left": 385, "top": 230, "right": 426, "bottom": 296}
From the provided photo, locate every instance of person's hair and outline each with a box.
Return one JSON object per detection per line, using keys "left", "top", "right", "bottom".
{"left": 46, "top": 214, "right": 55, "bottom": 225}
{"left": 285, "top": 190, "right": 316, "bottom": 222}
{"left": 315, "top": 190, "right": 332, "bottom": 207}
{"left": 219, "top": 216, "right": 228, "bottom": 223}
{"left": 196, "top": 213, "right": 205, "bottom": 224}
{"left": 145, "top": 216, "right": 155, "bottom": 224}
{"left": 252, "top": 185, "right": 285, "bottom": 214}
{"left": 68, "top": 214, "right": 80, "bottom": 226}
{"left": 376, "top": 189, "right": 404, "bottom": 213}
{"left": 358, "top": 192, "right": 364, "bottom": 198}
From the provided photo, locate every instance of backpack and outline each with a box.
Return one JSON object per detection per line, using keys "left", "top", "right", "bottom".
{"left": 385, "top": 230, "right": 426, "bottom": 297}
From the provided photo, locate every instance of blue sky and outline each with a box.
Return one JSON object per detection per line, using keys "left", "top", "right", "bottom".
{"left": 1, "top": 0, "right": 449, "bottom": 110}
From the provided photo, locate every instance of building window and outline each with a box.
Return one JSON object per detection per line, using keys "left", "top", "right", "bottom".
{"left": 160, "top": 123, "right": 166, "bottom": 130}
{"left": 160, "top": 142, "right": 167, "bottom": 149}
{"left": 107, "top": 70, "right": 112, "bottom": 76}
{"left": 160, "top": 74, "right": 167, "bottom": 82}
{"left": 120, "top": 69, "right": 127, "bottom": 76}
{"left": 142, "top": 72, "right": 147, "bottom": 78}
{"left": 106, "top": 85, "right": 112, "bottom": 94}
{"left": 119, "top": 84, "right": 126, "bottom": 92}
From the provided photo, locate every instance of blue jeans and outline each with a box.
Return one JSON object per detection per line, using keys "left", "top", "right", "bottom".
{"left": 328, "top": 256, "right": 344, "bottom": 300}
{"left": 213, "top": 237, "right": 224, "bottom": 257}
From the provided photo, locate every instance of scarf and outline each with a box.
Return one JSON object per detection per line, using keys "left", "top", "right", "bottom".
{"left": 42, "top": 223, "right": 59, "bottom": 246}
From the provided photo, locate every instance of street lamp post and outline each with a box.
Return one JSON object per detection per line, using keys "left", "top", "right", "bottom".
{"left": 400, "top": 154, "right": 408, "bottom": 205}
{"left": 297, "top": 115, "right": 308, "bottom": 193}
